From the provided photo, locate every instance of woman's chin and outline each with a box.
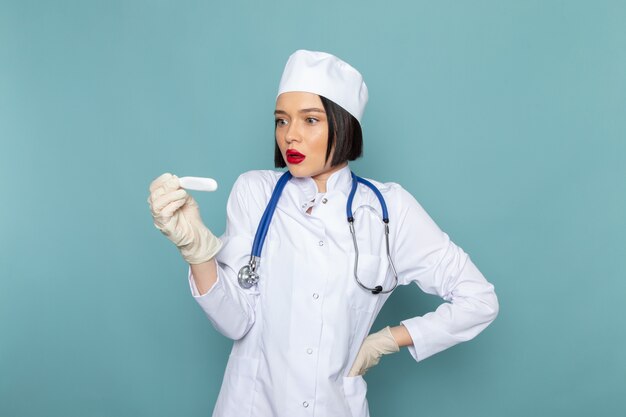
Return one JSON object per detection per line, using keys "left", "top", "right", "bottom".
{"left": 287, "top": 168, "right": 309, "bottom": 178}
{"left": 285, "top": 163, "right": 310, "bottom": 177}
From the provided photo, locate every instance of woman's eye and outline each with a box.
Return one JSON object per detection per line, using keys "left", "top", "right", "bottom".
{"left": 305, "top": 117, "right": 319, "bottom": 124}
{"left": 275, "top": 119, "right": 287, "bottom": 127}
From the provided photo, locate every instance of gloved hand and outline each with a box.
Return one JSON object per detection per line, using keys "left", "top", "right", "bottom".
{"left": 148, "top": 173, "right": 222, "bottom": 264}
{"left": 348, "top": 326, "right": 400, "bottom": 377}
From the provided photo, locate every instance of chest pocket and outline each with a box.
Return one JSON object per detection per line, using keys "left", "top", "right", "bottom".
{"left": 346, "top": 253, "right": 388, "bottom": 313}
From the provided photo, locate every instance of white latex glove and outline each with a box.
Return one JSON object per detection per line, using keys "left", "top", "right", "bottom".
{"left": 147, "top": 173, "right": 222, "bottom": 264}
{"left": 348, "top": 326, "right": 400, "bottom": 377}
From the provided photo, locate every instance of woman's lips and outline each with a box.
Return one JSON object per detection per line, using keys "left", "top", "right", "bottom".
{"left": 286, "top": 149, "right": 305, "bottom": 164}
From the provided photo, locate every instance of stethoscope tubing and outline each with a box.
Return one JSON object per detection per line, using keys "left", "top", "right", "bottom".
{"left": 239, "top": 170, "right": 399, "bottom": 294}
{"left": 347, "top": 172, "right": 389, "bottom": 222}
{"left": 251, "top": 171, "right": 292, "bottom": 258}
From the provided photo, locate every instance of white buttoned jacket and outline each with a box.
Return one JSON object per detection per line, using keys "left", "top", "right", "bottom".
{"left": 187, "top": 164, "right": 499, "bottom": 417}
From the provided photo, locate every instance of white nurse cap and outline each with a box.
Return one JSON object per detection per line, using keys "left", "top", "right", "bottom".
{"left": 277, "top": 49, "right": 368, "bottom": 124}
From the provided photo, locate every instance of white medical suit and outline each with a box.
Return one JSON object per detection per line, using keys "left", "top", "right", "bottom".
{"left": 187, "top": 164, "right": 499, "bottom": 417}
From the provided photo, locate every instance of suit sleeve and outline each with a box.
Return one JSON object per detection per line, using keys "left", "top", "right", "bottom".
{"left": 393, "top": 186, "right": 499, "bottom": 362}
{"left": 187, "top": 173, "right": 261, "bottom": 340}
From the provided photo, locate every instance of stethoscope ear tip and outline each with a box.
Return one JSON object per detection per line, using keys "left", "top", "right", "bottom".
{"left": 371, "top": 285, "right": 383, "bottom": 295}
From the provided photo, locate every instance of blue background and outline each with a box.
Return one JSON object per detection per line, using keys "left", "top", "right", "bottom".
{"left": 1, "top": 1, "right": 625, "bottom": 416}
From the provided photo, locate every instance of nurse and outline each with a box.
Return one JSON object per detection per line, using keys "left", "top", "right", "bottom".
{"left": 148, "top": 50, "right": 499, "bottom": 417}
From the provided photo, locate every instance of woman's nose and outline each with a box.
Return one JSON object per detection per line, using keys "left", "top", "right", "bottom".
{"left": 285, "top": 123, "right": 302, "bottom": 143}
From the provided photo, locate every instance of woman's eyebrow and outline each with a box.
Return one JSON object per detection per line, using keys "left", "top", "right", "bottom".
{"left": 299, "top": 108, "right": 325, "bottom": 113}
{"left": 274, "top": 108, "right": 326, "bottom": 115}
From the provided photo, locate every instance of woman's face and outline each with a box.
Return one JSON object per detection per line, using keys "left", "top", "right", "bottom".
{"left": 275, "top": 92, "right": 341, "bottom": 182}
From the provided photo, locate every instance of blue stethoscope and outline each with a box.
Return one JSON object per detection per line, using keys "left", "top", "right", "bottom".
{"left": 238, "top": 171, "right": 399, "bottom": 294}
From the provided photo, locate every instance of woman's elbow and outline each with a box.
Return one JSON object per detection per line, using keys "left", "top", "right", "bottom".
{"left": 484, "top": 288, "right": 499, "bottom": 324}
{"left": 212, "top": 311, "right": 256, "bottom": 341}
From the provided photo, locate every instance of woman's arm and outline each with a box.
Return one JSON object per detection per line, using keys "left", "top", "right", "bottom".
{"left": 190, "top": 258, "right": 218, "bottom": 296}
{"left": 185, "top": 173, "right": 265, "bottom": 340}
{"left": 392, "top": 186, "right": 499, "bottom": 362}
{"left": 390, "top": 324, "right": 414, "bottom": 348}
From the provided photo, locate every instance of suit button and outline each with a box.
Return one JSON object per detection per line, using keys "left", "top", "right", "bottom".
{"left": 302, "top": 401, "right": 309, "bottom": 408}
{"left": 312, "top": 293, "right": 319, "bottom": 299}
{"left": 306, "top": 348, "right": 313, "bottom": 354}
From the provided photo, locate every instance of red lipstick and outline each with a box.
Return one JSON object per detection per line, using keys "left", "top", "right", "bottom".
{"left": 286, "top": 149, "right": 305, "bottom": 164}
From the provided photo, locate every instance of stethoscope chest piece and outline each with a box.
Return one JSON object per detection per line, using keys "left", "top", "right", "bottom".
{"left": 238, "top": 258, "right": 260, "bottom": 289}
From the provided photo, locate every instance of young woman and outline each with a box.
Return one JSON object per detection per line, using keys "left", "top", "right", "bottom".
{"left": 148, "top": 50, "right": 499, "bottom": 417}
